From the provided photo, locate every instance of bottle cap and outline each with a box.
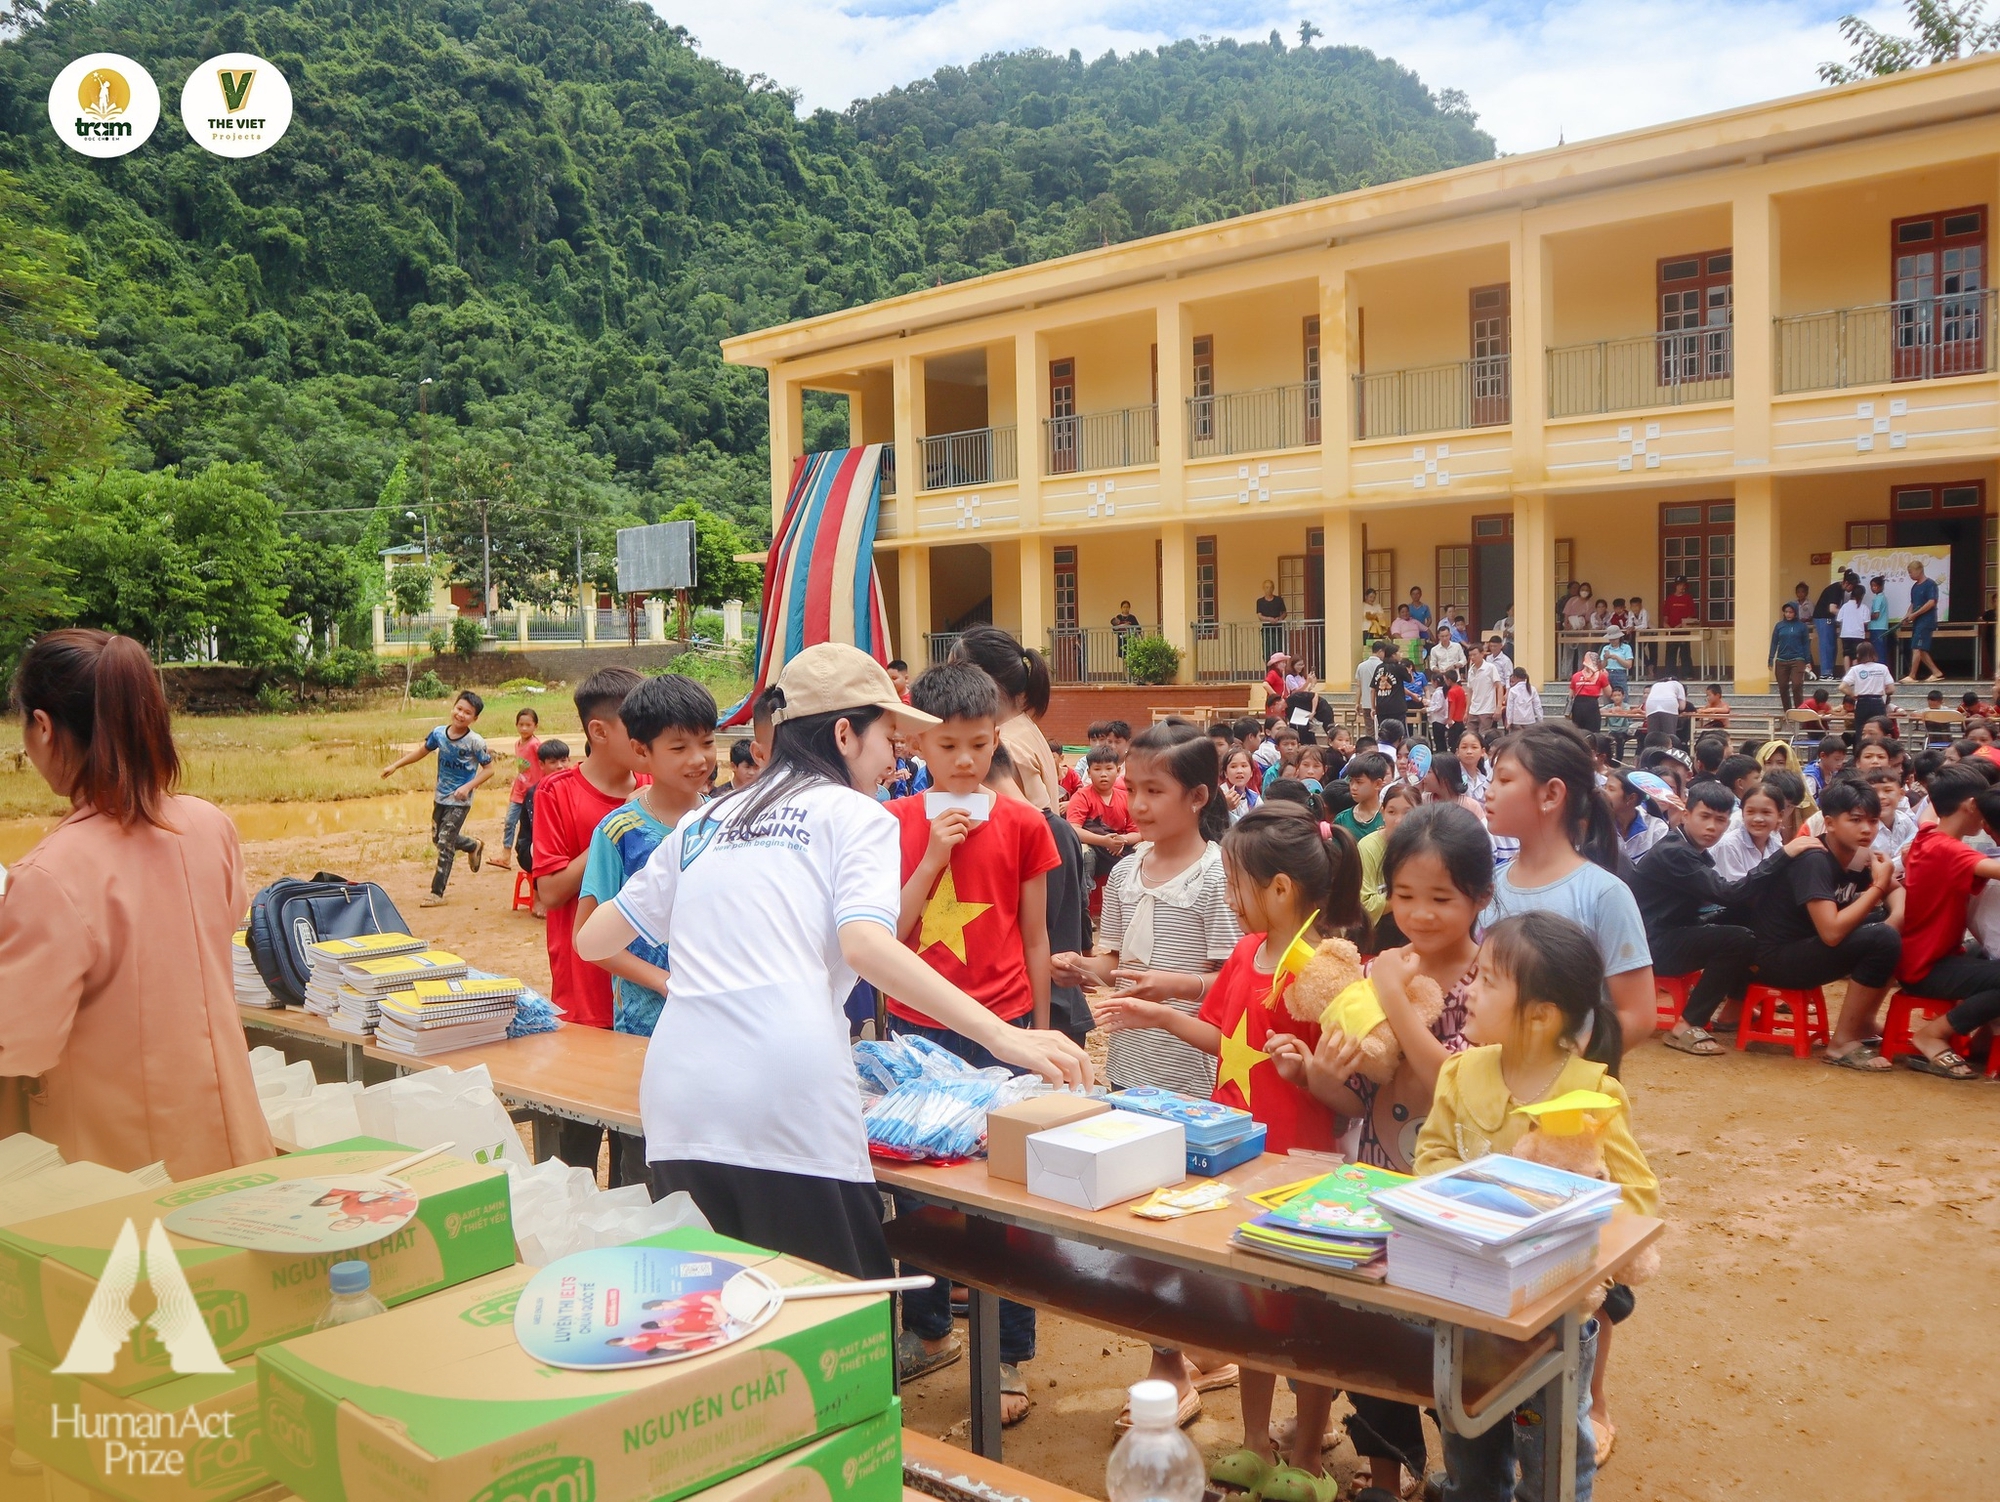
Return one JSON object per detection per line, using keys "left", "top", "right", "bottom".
{"left": 1126, "top": 1379, "right": 1178, "bottom": 1426}
{"left": 329, "top": 1260, "right": 371, "bottom": 1294}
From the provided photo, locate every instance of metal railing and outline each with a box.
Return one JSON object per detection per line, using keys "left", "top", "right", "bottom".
{"left": 1775, "top": 290, "right": 1997, "bottom": 392}
{"left": 1046, "top": 626, "right": 1158, "bottom": 684}
{"left": 919, "top": 426, "right": 1016, "bottom": 490}
{"left": 1189, "top": 620, "right": 1327, "bottom": 683}
{"left": 1185, "top": 383, "right": 1321, "bottom": 458}
{"left": 880, "top": 442, "right": 896, "bottom": 496}
{"left": 1044, "top": 406, "right": 1159, "bottom": 474}
{"left": 1352, "top": 358, "right": 1511, "bottom": 438}
{"left": 1547, "top": 327, "right": 1734, "bottom": 417}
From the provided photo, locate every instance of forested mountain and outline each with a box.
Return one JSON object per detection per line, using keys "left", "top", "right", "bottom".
{"left": 0, "top": 0, "right": 1491, "bottom": 664}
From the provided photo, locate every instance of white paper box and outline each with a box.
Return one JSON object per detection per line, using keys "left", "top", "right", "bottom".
{"left": 1025, "top": 1112, "right": 1185, "bottom": 1210}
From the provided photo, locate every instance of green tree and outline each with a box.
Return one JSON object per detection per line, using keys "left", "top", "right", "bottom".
{"left": 282, "top": 537, "right": 367, "bottom": 646}
{"left": 1819, "top": 1, "right": 2000, "bottom": 83}
{"left": 390, "top": 562, "right": 436, "bottom": 619}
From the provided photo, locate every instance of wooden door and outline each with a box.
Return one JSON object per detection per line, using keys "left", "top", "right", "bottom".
{"left": 1657, "top": 249, "right": 1733, "bottom": 385}
{"left": 1191, "top": 336, "right": 1215, "bottom": 443}
{"left": 1892, "top": 208, "right": 1986, "bottom": 380}
{"left": 1303, "top": 316, "right": 1322, "bottom": 444}
{"left": 1468, "top": 284, "right": 1511, "bottom": 426}
{"left": 1435, "top": 545, "right": 1470, "bottom": 629}
{"left": 1659, "top": 502, "right": 1736, "bottom": 626}
{"left": 1048, "top": 358, "right": 1078, "bottom": 474}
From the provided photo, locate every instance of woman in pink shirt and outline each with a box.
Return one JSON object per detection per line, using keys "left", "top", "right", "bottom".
{"left": 0, "top": 631, "right": 270, "bottom": 1178}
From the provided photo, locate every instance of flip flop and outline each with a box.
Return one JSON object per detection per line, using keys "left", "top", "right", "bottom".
{"left": 1254, "top": 1465, "right": 1336, "bottom": 1502}
{"left": 1663, "top": 1026, "right": 1724, "bottom": 1056}
{"left": 1904, "top": 1047, "right": 1977, "bottom": 1080}
{"left": 1187, "top": 1359, "right": 1241, "bottom": 1393}
{"left": 895, "top": 1329, "right": 962, "bottom": 1382}
{"left": 1824, "top": 1042, "right": 1892, "bottom": 1071}
{"left": 1593, "top": 1416, "right": 1617, "bottom": 1467}
{"left": 1115, "top": 1386, "right": 1201, "bottom": 1431}
{"left": 999, "top": 1363, "right": 1031, "bottom": 1428}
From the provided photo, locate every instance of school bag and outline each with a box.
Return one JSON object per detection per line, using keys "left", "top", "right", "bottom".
{"left": 247, "top": 873, "right": 409, "bottom": 1006}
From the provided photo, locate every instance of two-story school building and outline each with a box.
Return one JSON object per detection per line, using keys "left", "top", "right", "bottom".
{"left": 722, "top": 56, "right": 2000, "bottom": 695}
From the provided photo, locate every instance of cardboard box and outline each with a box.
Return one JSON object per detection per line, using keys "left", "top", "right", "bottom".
{"left": 984, "top": 1095, "right": 1111, "bottom": 1182}
{"left": 692, "top": 1402, "right": 901, "bottom": 1502}
{"left": 0, "top": 1139, "right": 514, "bottom": 1397}
{"left": 11, "top": 1343, "right": 270, "bottom": 1502}
{"left": 256, "top": 1228, "right": 896, "bottom": 1502}
{"left": 1025, "top": 1113, "right": 1185, "bottom": 1210}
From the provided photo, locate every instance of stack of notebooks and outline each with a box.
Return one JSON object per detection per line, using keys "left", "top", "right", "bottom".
{"left": 1231, "top": 1163, "right": 1407, "bottom": 1276}
{"left": 303, "top": 932, "right": 430, "bottom": 1018}
{"left": 374, "top": 972, "right": 525, "bottom": 1057}
{"left": 1107, "top": 1086, "right": 1267, "bottom": 1175}
{"left": 314, "top": 941, "right": 471, "bottom": 1037}
{"left": 233, "top": 929, "right": 277, "bottom": 1007}
{"left": 1372, "top": 1157, "right": 1622, "bottom": 1317}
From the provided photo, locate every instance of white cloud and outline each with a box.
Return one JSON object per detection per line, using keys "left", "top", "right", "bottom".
{"left": 657, "top": 0, "right": 1905, "bottom": 155}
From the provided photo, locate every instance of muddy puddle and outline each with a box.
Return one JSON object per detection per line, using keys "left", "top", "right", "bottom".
{"left": 0, "top": 791, "right": 437, "bottom": 866}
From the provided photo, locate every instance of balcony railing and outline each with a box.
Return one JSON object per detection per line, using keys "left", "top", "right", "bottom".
{"left": 879, "top": 442, "right": 895, "bottom": 497}
{"left": 1776, "top": 290, "right": 1998, "bottom": 393}
{"left": 1046, "top": 626, "right": 1161, "bottom": 685}
{"left": 1185, "top": 382, "right": 1321, "bottom": 458}
{"left": 1353, "top": 358, "right": 1511, "bottom": 439}
{"left": 919, "top": 426, "right": 1017, "bottom": 490}
{"left": 1547, "top": 327, "right": 1734, "bottom": 417}
{"left": 1190, "top": 620, "right": 1327, "bottom": 683}
{"left": 1045, "top": 406, "right": 1159, "bottom": 474}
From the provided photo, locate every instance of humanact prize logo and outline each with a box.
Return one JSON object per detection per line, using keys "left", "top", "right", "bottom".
{"left": 47, "top": 53, "right": 160, "bottom": 158}
{"left": 181, "top": 51, "right": 293, "bottom": 158}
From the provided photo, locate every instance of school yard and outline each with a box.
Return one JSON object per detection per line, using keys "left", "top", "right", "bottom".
{"left": 0, "top": 694, "right": 1992, "bottom": 1501}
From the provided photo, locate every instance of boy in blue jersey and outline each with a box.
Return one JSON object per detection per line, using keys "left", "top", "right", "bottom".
{"left": 380, "top": 689, "right": 494, "bottom": 906}
{"left": 576, "top": 675, "right": 717, "bottom": 1036}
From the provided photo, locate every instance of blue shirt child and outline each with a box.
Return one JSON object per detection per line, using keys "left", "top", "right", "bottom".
{"left": 579, "top": 797, "right": 675, "bottom": 1036}
{"left": 423, "top": 725, "right": 491, "bottom": 803}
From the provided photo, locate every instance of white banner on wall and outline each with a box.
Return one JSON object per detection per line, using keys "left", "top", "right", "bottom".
{"left": 1829, "top": 549, "right": 1950, "bottom": 622}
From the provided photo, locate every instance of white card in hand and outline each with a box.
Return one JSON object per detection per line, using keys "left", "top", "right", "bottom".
{"left": 925, "top": 790, "right": 992, "bottom": 822}
{"left": 1289, "top": 707, "right": 1311, "bottom": 726}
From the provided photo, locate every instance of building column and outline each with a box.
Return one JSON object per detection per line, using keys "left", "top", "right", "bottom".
{"left": 644, "top": 597, "right": 667, "bottom": 642}
{"left": 1160, "top": 524, "right": 1194, "bottom": 683}
{"left": 371, "top": 605, "right": 387, "bottom": 652}
{"left": 769, "top": 372, "right": 803, "bottom": 535}
{"left": 1322, "top": 506, "right": 1365, "bottom": 689}
{"left": 1318, "top": 267, "right": 1351, "bottom": 501}
{"left": 580, "top": 582, "right": 597, "bottom": 644}
{"left": 1509, "top": 216, "right": 1549, "bottom": 484}
{"left": 1155, "top": 299, "right": 1192, "bottom": 512}
{"left": 846, "top": 384, "right": 867, "bottom": 448}
{"left": 1019, "top": 536, "right": 1049, "bottom": 659}
{"left": 1015, "top": 329, "right": 1044, "bottom": 530}
{"left": 893, "top": 353, "right": 923, "bottom": 539}
{"left": 515, "top": 601, "right": 530, "bottom": 647}
{"left": 898, "top": 545, "right": 932, "bottom": 665}
{"left": 1734, "top": 475, "right": 1780, "bottom": 695}
{"left": 1513, "top": 493, "right": 1553, "bottom": 687}
{"left": 1731, "top": 190, "right": 1778, "bottom": 464}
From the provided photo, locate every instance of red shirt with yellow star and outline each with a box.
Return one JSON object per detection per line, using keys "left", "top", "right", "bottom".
{"left": 886, "top": 795, "right": 1060, "bottom": 1027}
{"left": 1196, "top": 933, "right": 1337, "bottom": 1154}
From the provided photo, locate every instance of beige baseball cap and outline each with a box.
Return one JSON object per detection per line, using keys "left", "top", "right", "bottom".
{"left": 770, "top": 642, "right": 940, "bottom": 729}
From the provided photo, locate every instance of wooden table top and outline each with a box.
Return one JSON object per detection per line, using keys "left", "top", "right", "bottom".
{"left": 877, "top": 1155, "right": 1660, "bottom": 1343}
{"left": 902, "top": 1430, "right": 1091, "bottom": 1502}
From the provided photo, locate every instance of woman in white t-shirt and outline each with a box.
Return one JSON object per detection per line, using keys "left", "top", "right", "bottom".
{"left": 1836, "top": 585, "right": 1871, "bottom": 667}
{"left": 579, "top": 644, "right": 1089, "bottom": 1277}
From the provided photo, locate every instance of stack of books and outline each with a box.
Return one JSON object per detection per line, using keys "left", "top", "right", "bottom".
{"left": 0, "top": 1133, "right": 63, "bottom": 1184}
{"left": 232, "top": 930, "right": 277, "bottom": 1007}
{"left": 1230, "top": 1163, "right": 1407, "bottom": 1276}
{"left": 373, "top": 973, "right": 524, "bottom": 1057}
{"left": 325, "top": 949, "right": 470, "bottom": 1035}
{"left": 1107, "top": 1086, "right": 1267, "bottom": 1175}
{"left": 303, "top": 932, "right": 430, "bottom": 1017}
{"left": 1371, "top": 1156, "right": 1622, "bottom": 1317}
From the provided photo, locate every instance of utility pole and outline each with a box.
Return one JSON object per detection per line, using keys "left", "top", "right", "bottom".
{"left": 576, "top": 525, "right": 586, "bottom": 644}
{"left": 477, "top": 495, "right": 492, "bottom": 621}
{"left": 417, "top": 377, "right": 434, "bottom": 512}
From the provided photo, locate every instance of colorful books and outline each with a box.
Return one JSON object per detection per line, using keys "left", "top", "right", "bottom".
{"left": 1229, "top": 1163, "right": 1410, "bottom": 1276}
{"left": 1107, "top": 1086, "right": 1257, "bottom": 1151}
{"left": 1370, "top": 1155, "right": 1621, "bottom": 1252}
{"left": 307, "top": 932, "right": 429, "bottom": 965}
{"left": 345, "top": 949, "right": 470, "bottom": 992}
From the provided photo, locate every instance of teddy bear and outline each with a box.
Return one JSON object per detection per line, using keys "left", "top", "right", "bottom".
{"left": 1277, "top": 935, "right": 1447, "bottom": 1086}
{"left": 1509, "top": 1092, "right": 1661, "bottom": 1295}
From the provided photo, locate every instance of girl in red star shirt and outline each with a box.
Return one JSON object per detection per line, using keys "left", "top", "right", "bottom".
{"left": 1095, "top": 801, "right": 1365, "bottom": 1500}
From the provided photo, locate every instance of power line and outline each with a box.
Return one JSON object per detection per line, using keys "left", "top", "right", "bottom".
{"left": 280, "top": 502, "right": 438, "bottom": 516}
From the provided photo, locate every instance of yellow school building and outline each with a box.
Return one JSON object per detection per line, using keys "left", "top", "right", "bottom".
{"left": 722, "top": 56, "right": 2000, "bottom": 695}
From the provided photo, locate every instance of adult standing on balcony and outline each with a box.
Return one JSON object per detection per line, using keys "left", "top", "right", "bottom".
{"left": 1905, "top": 560, "right": 1943, "bottom": 684}
{"left": 952, "top": 626, "right": 1062, "bottom": 812}
{"left": 1111, "top": 601, "right": 1142, "bottom": 656}
{"left": 1255, "top": 579, "right": 1288, "bottom": 660}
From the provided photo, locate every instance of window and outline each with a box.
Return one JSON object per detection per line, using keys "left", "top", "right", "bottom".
{"left": 1303, "top": 316, "right": 1322, "bottom": 443}
{"left": 1195, "top": 534, "right": 1218, "bottom": 624}
{"left": 1659, "top": 501, "right": 1735, "bottom": 625}
{"left": 1048, "top": 359, "right": 1077, "bottom": 475}
{"left": 1364, "top": 548, "right": 1394, "bottom": 605}
{"left": 1469, "top": 284, "right": 1511, "bottom": 426}
{"left": 1657, "top": 249, "right": 1733, "bottom": 383}
{"left": 1892, "top": 208, "right": 1986, "bottom": 380}
{"left": 1554, "top": 538, "right": 1575, "bottom": 597}
{"left": 1053, "top": 545, "right": 1078, "bottom": 631}
{"left": 1847, "top": 521, "right": 1889, "bottom": 549}
{"left": 1436, "top": 545, "right": 1470, "bottom": 624}
{"left": 1191, "top": 336, "right": 1215, "bottom": 442}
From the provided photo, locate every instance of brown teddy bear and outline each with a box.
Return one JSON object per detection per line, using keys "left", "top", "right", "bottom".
{"left": 1510, "top": 1092, "right": 1661, "bottom": 1295}
{"left": 1278, "top": 936, "right": 1447, "bottom": 1086}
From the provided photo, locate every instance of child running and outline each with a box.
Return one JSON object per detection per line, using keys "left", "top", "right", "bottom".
{"left": 379, "top": 689, "right": 493, "bottom": 907}
{"left": 1096, "top": 802, "right": 1363, "bottom": 1496}
{"left": 1416, "top": 911, "right": 1659, "bottom": 1500}
{"left": 495, "top": 707, "right": 541, "bottom": 870}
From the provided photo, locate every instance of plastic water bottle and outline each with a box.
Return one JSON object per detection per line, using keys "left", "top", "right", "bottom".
{"left": 313, "top": 1260, "right": 388, "bottom": 1330}
{"left": 1106, "top": 1381, "right": 1205, "bottom": 1502}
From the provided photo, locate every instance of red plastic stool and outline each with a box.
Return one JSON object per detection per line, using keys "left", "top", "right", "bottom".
{"left": 1737, "top": 984, "right": 1830, "bottom": 1058}
{"left": 1878, "top": 992, "right": 1952, "bottom": 1064}
{"left": 1655, "top": 974, "right": 1698, "bottom": 1028}
{"left": 512, "top": 869, "right": 535, "bottom": 912}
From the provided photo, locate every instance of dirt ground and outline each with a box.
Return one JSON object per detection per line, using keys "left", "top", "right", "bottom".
{"left": 140, "top": 812, "right": 2000, "bottom": 1501}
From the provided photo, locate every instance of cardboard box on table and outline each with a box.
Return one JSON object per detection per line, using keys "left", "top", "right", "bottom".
{"left": 255, "top": 1228, "right": 896, "bottom": 1502}
{"left": 11, "top": 1344, "right": 270, "bottom": 1502}
{"left": 1024, "top": 1114, "right": 1185, "bottom": 1210}
{"left": 0, "top": 1139, "right": 514, "bottom": 1397}
{"left": 984, "top": 1096, "right": 1111, "bottom": 1183}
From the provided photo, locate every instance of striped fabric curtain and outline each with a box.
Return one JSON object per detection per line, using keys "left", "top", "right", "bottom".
{"left": 720, "top": 445, "right": 891, "bottom": 727}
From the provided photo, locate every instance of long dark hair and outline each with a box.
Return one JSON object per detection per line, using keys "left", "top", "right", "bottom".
{"left": 721, "top": 702, "right": 885, "bottom": 827}
{"left": 950, "top": 625, "right": 1051, "bottom": 718}
{"left": 1383, "top": 803, "right": 1494, "bottom": 906}
{"left": 1221, "top": 802, "right": 1367, "bottom": 948}
{"left": 1481, "top": 912, "right": 1624, "bottom": 1075}
{"left": 1129, "top": 719, "right": 1229, "bottom": 843}
{"left": 1494, "top": 721, "right": 1620, "bottom": 871}
{"left": 13, "top": 629, "right": 179, "bottom": 828}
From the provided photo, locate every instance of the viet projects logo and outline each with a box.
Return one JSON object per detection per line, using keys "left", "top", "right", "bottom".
{"left": 47, "top": 50, "right": 291, "bottom": 157}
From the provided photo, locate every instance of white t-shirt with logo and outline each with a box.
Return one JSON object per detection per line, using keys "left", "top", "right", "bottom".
{"left": 1643, "top": 680, "right": 1686, "bottom": 716}
{"left": 614, "top": 778, "right": 901, "bottom": 1182}
{"left": 1842, "top": 661, "right": 1895, "bottom": 699}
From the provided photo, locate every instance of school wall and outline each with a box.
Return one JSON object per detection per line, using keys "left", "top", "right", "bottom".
{"left": 1189, "top": 280, "right": 1320, "bottom": 394}
{"left": 1351, "top": 244, "right": 1510, "bottom": 373}
{"left": 1072, "top": 527, "right": 1162, "bottom": 628}
{"left": 1778, "top": 157, "right": 1997, "bottom": 314}
{"left": 1210, "top": 516, "right": 1325, "bottom": 620}
{"left": 1547, "top": 206, "right": 1733, "bottom": 346}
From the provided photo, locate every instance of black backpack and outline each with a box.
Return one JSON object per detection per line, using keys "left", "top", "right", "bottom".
{"left": 247, "top": 873, "right": 409, "bottom": 1006}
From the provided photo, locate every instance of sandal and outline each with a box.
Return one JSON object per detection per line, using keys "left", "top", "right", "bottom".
{"left": 1823, "top": 1042, "right": 1892, "bottom": 1072}
{"left": 895, "top": 1329, "right": 962, "bottom": 1382}
{"left": 1208, "top": 1448, "right": 1270, "bottom": 1497}
{"left": 1663, "top": 1026, "right": 1724, "bottom": 1056}
{"left": 999, "top": 1362, "right": 1030, "bottom": 1428}
{"left": 1256, "top": 1465, "right": 1335, "bottom": 1502}
{"left": 1187, "top": 1358, "right": 1241, "bottom": 1394}
{"left": 1593, "top": 1416, "right": 1617, "bottom": 1467}
{"left": 1904, "top": 1047, "right": 1978, "bottom": 1080}
{"left": 1115, "top": 1385, "right": 1201, "bottom": 1431}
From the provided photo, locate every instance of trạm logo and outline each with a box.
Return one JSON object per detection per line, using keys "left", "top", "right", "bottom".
{"left": 458, "top": 1287, "right": 522, "bottom": 1327}
{"left": 469, "top": 1454, "right": 596, "bottom": 1502}
{"left": 54, "top": 1220, "right": 233, "bottom": 1376}
{"left": 181, "top": 51, "right": 292, "bottom": 159}
{"left": 47, "top": 53, "right": 159, "bottom": 158}
{"left": 157, "top": 1172, "right": 279, "bottom": 1208}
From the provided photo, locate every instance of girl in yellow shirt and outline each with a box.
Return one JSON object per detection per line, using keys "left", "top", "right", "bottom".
{"left": 1415, "top": 911, "right": 1659, "bottom": 1498}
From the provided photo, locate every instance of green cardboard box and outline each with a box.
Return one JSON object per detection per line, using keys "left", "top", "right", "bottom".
{"left": 11, "top": 1342, "right": 269, "bottom": 1502}
{"left": 255, "top": 1229, "right": 896, "bottom": 1502}
{"left": 0, "top": 1140, "right": 514, "bottom": 1397}
{"left": 692, "top": 1403, "right": 901, "bottom": 1502}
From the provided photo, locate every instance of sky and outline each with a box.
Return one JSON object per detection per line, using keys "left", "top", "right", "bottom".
{"left": 661, "top": 0, "right": 1911, "bottom": 155}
